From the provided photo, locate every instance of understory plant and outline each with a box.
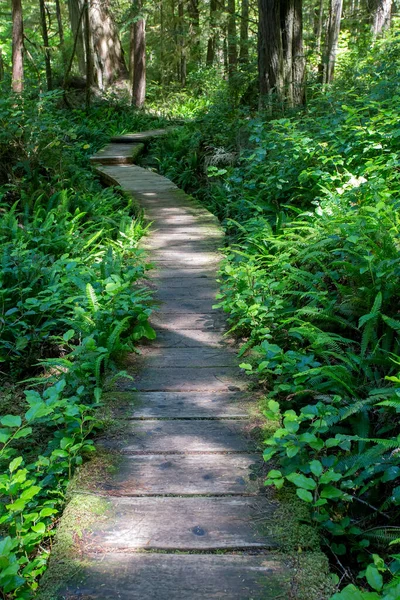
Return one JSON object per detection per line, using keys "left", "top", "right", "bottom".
{"left": 0, "top": 91, "right": 159, "bottom": 597}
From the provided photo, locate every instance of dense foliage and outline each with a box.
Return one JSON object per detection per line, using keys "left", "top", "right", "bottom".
{"left": 0, "top": 92, "right": 165, "bottom": 597}
{"left": 149, "top": 34, "right": 400, "bottom": 598}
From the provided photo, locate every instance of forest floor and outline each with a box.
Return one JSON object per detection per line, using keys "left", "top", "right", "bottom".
{"left": 38, "top": 132, "right": 334, "bottom": 600}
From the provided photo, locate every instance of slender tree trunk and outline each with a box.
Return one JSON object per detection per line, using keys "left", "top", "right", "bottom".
{"left": 84, "top": 0, "right": 93, "bottom": 108}
{"left": 131, "top": 0, "right": 146, "bottom": 107}
{"left": 11, "top": 0, "right": 24, "bottom": 92}
{"left": 315, "top": 0, "right": 324, "bottom": 54}
{"left": 281, "top": 0, "right": 294, "bottom": 103}
{"left": 178, "top": 0, "right": 186, "bottom": 84}
{"left": 206, "top": 0, "right": 218, "bottom": 66}
{"left": 39, "top": 0, "right": 53, "bottom": 90}
{"left": 227, "top": 0, "right": 237, "bottom": 78}
{"left": 258, "top": 0, "right": 283, "bottom": 102}
{"left": 369, "top": 0, "right": 392, "bottom": 37}
{"left": 188, "top": 0, "right": 201, "bottom": 65}
{"left": 89, "top": 0, "right": 128, "bottom": 89}
{"left": 292, "top": 0, "right": 305, "bottom": 104}
{"left": 239, "top": 0, "right": 249, "bottom": 63}
{"left": 55, "top": 0, "right": 65, "bottom": 52}
{"left": 68, "top": 0, "right": 86, "bottom": 75}
{"left": 321, "top": 0, "right": 342, "bottom": 83}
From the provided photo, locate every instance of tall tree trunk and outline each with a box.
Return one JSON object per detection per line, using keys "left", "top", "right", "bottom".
{"left": 321, "top": 0, "right": 342, "bottom": 83}
{"left": 84, "top": 0, "right": 93, "bottom": 108}
{"left": 39, "top": 0, "right": 53, "bottom": 90}
{"left": 239, "top": 0, "right": 249, "bottom": 63}
{"left": 178, "top": 0, "right": 186, "bottom": 84}
{"left": 55, "top": 0, "right": 65, "bottom": 54}
{"left": 369, "top": 0, "right": 392, "bottom": 37}
{"left": 11, "top": 0, "right": 24, "bottom": 92}
{"left": 206, "top": 0, "right": 218, "bottom": 66}
{"left": 131, "top": 0, "right": 146, "bottom": 107}
{"left": 188, "top": 0, "right": 201, "bottom": 65}
{"left": 89, "top": 0, "right": 128, "bottom": 89}
{"left": 227, "top": 0, "right": 237, "bottom": 78}
{"left": 258, "top": 0, "right": 283, "bottom": 101}
{"left": 315, "top": 0, "right": 324, "bottom": 55}
{"left": 68, "top": 0, "right": 86, "bottom": 75}
{"left": 280, "top": 0, "right": 305, "bottom": 106}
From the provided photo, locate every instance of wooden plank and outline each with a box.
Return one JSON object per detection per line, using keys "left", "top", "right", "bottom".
{"left": 110, "top": 391, "right": 249, "bottom": 418}
{"left": 81, "top": 496, "right": 276, "bottom": 550}
{"left": 134, "top": 347, "right": 237, "bottom": 368}
{"left": 149, "top": 328, "right": 227, "bottom": 348}
{"left": 152, "top": 296, "right": 219, "bottom": 314}
{"left": 100, "top": 419, "right": 251, "bottom": 453}
{"left": 90, "top": 143, "right": 144, "bottom": 165}
{"left": 149, "top": 312, "right": 225, "bottom": 330}
{"left": 110, "top": 128, "right": 172, "bottom": 143}
{"left": 124, "top": 367, "right": 245, "bottom": 392}
{"left": 150, "top": 250, "right": 221, "bottom": 267}
{"left": 61, "top": 554, "right": 287, "bottom": 600}
{"left": 100, "top": 453, "right": 260, "bottom": 495}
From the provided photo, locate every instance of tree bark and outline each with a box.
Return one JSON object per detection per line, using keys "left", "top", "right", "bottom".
{"left": 315, "top": 0, "right": 324, "bottom": 55}
{"left": 68, "top": 0, "right": 86, "bottom": 75}
{"left": 55, "top": 0, "right": 65, "bottom": 52}
{"left": 11, "top": 0, "right": 24, "bottom": 92}
{"left": 227, "top": 0, "right": 237, "bottom": 78}
{"left": 39, "top": 0, "right": 53, "bottom": 90}
{"left": 292, "top": 0, "right": 305, "bottom": 105}
{"left": 258, "top": 0, "right": 283, "bottom": 101}
{"left": 0, "top": 49, "right": 4, "bottom": 81}
{"left": 188, "top": 0, "right": 201, "bottom": 65}
{"left": 84, "top": 0, "right": 93, "bottom": 108}
{"left": 206, "top": 0, "right": 218, "bottom": 66}
{"left": 369, "top": 0, "right": 392, "bottom": 38}
{"left": 321, "top": 0, "right": 342, "bottom": 83}
{"left": 89, "top": 0, "right": 128, "bottom": 89}
{"left": 178, "top": 0, "right": 186, "bottom": 84}
{"left": 131, "top": 0, "right": 146, "bottom": 107}
{"left": 239, "top": 0, "right": 249, "bottom": 63}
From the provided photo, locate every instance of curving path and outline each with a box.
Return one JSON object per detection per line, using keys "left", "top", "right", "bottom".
{"left": 56, "top": 132, "right": 288, "bottom": 599}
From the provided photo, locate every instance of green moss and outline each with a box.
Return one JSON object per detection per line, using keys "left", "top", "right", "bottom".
{"left": 37, "top": 493, "right": 110, "bottom": 600}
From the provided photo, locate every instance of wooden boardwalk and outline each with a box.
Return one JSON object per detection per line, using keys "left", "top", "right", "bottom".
{"left": 52, "top": 132, "right": 289, "bottom": 599}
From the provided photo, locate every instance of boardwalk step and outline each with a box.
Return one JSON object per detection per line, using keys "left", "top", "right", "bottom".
{"left": 119, "top": 366, "right": 245, "bottom": 393}
{"left": 90, "top": 143, "right": 144, "bottom": 165}
{"left": 107, "top": 390, "right": 249, "bottom": 419}
{"left": 60, "top": 553, "right": 287, "bottom": 600}
{"left": 110, "top": 128, "right": 172, "bottom": 143}
{"left": 100, "top": 419, "right": 252, "bottom": 453}
{"left": 98, "top": 453, "right": 260, "bottom": 495}
{"left": 133, "top": 347, "right": 237, "bottom": 368}
{"left": 80, "top": 496, "right": 276, "bottom": 551}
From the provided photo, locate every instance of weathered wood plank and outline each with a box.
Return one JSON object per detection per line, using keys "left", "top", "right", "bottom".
{"left": 149, "top": 312, "right": 225, "bottom": 330}
{"left": 100, "top": 453, "right": 260, "bottom": 495}
{"left": 101, "top": 419, "right": 251, "bottom": 453}
{"left": 148, "top": 328, "right": 227, "bottom": 347}
{"left": 122, "top": 367, "right": 245, "bottom": 392}
{"left": 90, "top": 143, "right": 144, "bottom": 165}
{"left": 61, "top": 554, "right": 287, "bottom": 600}
{"left": 110, "top": 128, "right": 172, "bottom": 143}
{"left": 82, "top": 496, "right": 276, "bottom": 550}
{"left": 134, "top": 347, "right": 237, "bottom": 368}
{"left": 108, "top": 391, "right": 249, "bottom": 418}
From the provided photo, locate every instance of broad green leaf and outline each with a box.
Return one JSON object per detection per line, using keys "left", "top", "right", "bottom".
{"left": 286, "top": 473, "right": 316, "bottom": 490}
{"left": 309, "top": 460, "right": 323, "bottom": 477}
{"left": 1, "top": 415, "right": 21, "bottom": 428}
{"left": 365, "top": 565, "right": 383, "bottom": 591}
{"left": 296, "top": 488, "right": 313, "bottom": 502}
{"left": 9, "top": 457, "right": 23, "bottom": 473}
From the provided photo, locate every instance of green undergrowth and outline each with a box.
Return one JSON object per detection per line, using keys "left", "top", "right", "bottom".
{"left": 0, "top": 90, "right": 166, "bottom": 598}
{"left": 148, "top": 33, "right": 400, "bottom": 599}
